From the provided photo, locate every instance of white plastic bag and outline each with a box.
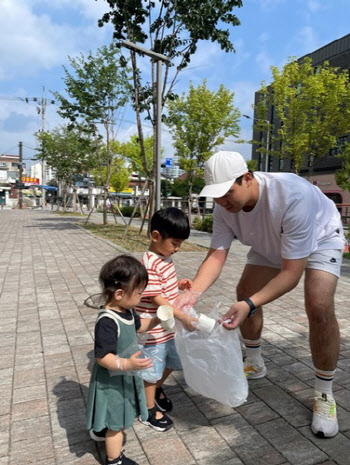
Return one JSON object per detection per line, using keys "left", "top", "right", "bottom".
{"left": 175, "top": 318, "right": 248, "bottom": 407}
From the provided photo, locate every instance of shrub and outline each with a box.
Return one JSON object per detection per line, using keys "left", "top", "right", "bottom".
{"left": 120, "top": 206, "right": 141, "bottom": 217}
{"left": 192, "top": 215, "right": 213, "bottom": 233}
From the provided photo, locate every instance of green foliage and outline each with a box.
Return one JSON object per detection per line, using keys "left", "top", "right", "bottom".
{"left": 119, "top": 206, "right": 141, "bottom": 217}
{"left": 99, "top": 1, "right": 242, "bottom": 76}
{"left": 119, "top": 135, "right": 154, "bottom": 177}
{"left": 36, "top": 127, "right": 96, "bottom": 185}
{"left": 171, "top": 176, "right": 205, "bottom": 197}
{"left": 166, "top": 80, "right": 240, "bottom": 172}
{"left": 256, "top": 57, "right": 350, "bottom": 174}
{"left": 92, "top": 140, "right": 131, "bottom": 192}
{"left": 54, "top": 43, "right": 130, "bottom": 131}
{"left": 335, "top": 143, "right": 350, "bottom": 193}
{"left": 192, "top": 215, "right": 213, "bottom": 232}
{"left": 247, "top": 159, "right": 257, "bottom": 171}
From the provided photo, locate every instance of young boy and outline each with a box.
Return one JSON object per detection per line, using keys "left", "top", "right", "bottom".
{"left": 135, "top": 207, "right": 196, "bottom": 432}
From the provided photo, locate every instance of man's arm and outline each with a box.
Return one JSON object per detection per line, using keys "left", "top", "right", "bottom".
{"left": 222, "top": 257, "right": 308, "bottom": 329}
{"left": 192, "top": 248, "right": 229, "bottom": 293}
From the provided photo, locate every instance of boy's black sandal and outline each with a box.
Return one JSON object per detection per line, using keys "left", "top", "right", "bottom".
{"left": 155, "top": 386, "right": 173, "bottom": 412}
{"left": 140, "top": 406, "right": 173, "bottom": 432}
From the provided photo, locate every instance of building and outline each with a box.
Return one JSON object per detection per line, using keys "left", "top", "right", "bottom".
{"left": 252, "top": 33, "right": 350, "bottom": 209}
{"left": 30, "top": 161, "right": 55, "bottom": 184}
{"left": 0, "top": 154, "right": 20, "bottom": 207}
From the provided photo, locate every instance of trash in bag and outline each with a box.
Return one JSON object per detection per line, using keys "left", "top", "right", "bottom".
{"left": 108, "top": 341, "right": 162, "bottom": 383}
{"left": 174, "top": 305, "right": 248, "bottom": 407}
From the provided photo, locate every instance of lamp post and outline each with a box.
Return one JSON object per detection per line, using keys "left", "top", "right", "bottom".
{"left": 243, "top": 114, "right": 270, "bottom": 172}
{"left": 121, "top": 40, "right": 170, "bottom": 211}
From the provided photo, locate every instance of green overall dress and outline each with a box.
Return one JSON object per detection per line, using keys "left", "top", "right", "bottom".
{"left": 86, "top": 309, "right": 148, "bottom": 431}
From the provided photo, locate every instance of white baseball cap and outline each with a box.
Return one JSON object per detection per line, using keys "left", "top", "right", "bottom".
{"left": 199, "top": 151, "right": 248, "bottom": 198}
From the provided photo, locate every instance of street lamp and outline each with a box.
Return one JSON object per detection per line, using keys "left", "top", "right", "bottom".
{"left": 121, "top": 40, "right": 170, "bottom": 211}
{"left": 243, "top": 114, "right": 270, "bottom": 172}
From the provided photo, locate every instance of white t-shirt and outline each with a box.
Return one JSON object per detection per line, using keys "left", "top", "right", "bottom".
{"left": 210, "top": 172, "right": 344, "bottom": 264}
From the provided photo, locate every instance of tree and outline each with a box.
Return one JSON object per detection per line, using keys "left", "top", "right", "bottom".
{"left": 92, "top": 140, "right": 131, "bottom": 196}
{"left": 53, "top": 43, "right": 130, "bottom": 223}
{"left": 255, "top": 57, "right": 350, "bottom": 174}
{"left": 119, "top": 135, "right": 154, "bottom": 178}
{"left": 335, "top": 143, "right": 350, "bottom": 193}
{"left": 98, "top": 0, "right": 243, "bottom": 219}
{"left": 171, "top": 176, "right": 205, "bottom": 198}
{"left": 166, "top": 79, "right": 240, "bottom": 221}
{"left": 36, "top": 127, "right": 95, "bottom": 212}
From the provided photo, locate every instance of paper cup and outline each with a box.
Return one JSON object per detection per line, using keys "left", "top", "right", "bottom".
{"left": 157, "top": 305, "right": 175, "bottom": 330}
{"left": 196, "top": 313, "right": 216, "bottom": 333}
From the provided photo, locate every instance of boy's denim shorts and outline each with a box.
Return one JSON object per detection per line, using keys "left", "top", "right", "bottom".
{"left": 140, "top": 339, "right": 182, "bottom": 383}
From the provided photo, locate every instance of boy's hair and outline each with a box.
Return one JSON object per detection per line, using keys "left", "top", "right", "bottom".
{"left": 99, "top": 255, "right": 148, "bottom": 303}
{"left": 150, "top": 207, "right": 190, "bottom": 240}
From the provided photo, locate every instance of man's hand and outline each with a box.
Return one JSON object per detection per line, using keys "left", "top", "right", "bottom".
{"left": 219, "top": 301, "right": 251, "bottom": 330}
{"left": 178, "top": 279, "right": 193, "bottom": 291}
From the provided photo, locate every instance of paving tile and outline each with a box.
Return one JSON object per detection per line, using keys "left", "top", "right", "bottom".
{"left": 212, "top": 414, "right": 285, "bottom": 465}
{"left": 253, "top": 385, "right": 312, "bottom": 427}
{"left": 179, "top": 426, "right": 243, "bottom": 464}
{"left": 10, "top": 416, "right": 51, "bottom": 442}
{"left": 299, "top": 426, "right": 350, "bottom": 465}
{"left": 256, "top": 418, "right": 328, "bottom": 464}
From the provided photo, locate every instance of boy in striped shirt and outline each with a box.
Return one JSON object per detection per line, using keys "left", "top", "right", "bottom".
{"left": 135, "top": 207, "right": 196, "bottom": 432}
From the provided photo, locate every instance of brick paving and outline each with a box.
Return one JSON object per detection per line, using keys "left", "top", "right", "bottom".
{"left": 1, "top": 209, "right": 350, "bottom": 465}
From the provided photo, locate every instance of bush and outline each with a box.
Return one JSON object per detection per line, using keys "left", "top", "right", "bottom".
{"left": 192, "top": 215, "right": 213, "bottom": 233}
{"left": 119, "top": 206, "right": 141, "bottom": 217}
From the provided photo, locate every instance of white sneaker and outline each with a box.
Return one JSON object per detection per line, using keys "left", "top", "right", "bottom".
{"left": 311, "top": 391, "right": 339, "bottom": 438}
{"left": 244, "top": 358, "right": 267, "bottom": 379}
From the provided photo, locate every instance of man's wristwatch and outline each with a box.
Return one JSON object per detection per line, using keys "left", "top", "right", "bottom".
{"left": 243, "top": 298, "right": 257, "bottom": 318}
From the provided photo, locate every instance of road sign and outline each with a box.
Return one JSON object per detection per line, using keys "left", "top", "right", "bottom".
{"left": 165, "top": 158, "right": 173, "bottom": 167}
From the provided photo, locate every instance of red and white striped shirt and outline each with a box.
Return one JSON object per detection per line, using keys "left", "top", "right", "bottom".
{"left": 135, "top": 251, "right": 179, "bottom": 345}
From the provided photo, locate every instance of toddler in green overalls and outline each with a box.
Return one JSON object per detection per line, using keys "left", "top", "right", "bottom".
{"left": 86, "top": 255, "right": 161, "bottom": 465}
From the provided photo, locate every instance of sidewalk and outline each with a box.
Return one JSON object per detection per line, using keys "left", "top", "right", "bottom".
{"left": 1, "top": 209, "right": 350, "bottom": 465}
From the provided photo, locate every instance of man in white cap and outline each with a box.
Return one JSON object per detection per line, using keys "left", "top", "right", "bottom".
{"left": 191, "top": 150, "right": 344, "bottom": 438}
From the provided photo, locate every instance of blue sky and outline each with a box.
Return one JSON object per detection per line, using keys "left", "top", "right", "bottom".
{"left": 1, "top": 0, "right": 350, "bottom": 168}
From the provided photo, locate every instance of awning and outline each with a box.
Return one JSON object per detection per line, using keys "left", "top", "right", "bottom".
{"left": 35, "top": 185, "right": 58, "bottom": 191}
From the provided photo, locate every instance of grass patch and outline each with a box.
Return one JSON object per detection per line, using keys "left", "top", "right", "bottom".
{"left": 81, "top": 223, "right": 207, "bottom": 253}
{"left": 343, "top": 252, "right": 350, "bottom": 260}
{"left": 56, "top": 211, "right": 87, "bottom": 216}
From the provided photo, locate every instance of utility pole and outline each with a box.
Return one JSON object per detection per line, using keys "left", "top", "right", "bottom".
{"left": 18, "top": 141, "right": 23, "bottom": 209}
{"left": 40, "top": 87, "right": 47, "bottom": 208}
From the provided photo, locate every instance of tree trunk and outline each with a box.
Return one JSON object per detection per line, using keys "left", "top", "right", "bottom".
{"left": 103, "top": 188, "right": 108, "bottom": 225}
{"left": 73, "top": 188, "right": 77, "bottom": 213}
{"left": 188, "top": 182, "right": 193, "bottom": 225}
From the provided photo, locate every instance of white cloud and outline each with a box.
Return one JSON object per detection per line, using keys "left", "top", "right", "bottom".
{"left": 256, "top": 51, "right": 273, "bottom": 76}
{"left": 256, "top": 0, "right": 286, "bottom": 9}
{"left": 306, "top": 0, "right": 321, "bottom": 13}
{"left": 0, "top": 0, "right": 111, "bottom": 81}
{"left": 293, "top": 26, "right": 320, "bottom": 57}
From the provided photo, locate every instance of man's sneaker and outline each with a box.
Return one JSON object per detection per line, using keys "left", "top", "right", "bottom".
{"left": 139, "top": 406, "right": 173, "bottom": 432}
{"left": 244, "top": 358, "right": 267, "bottom": 379}
{"left": 106, "top": 450, "right": 138, "bottom": 465}
{"left": 155, "top": 386, "right": 173, "bottom": 412}
{"left": 90, "top": 428, "right": 127, "bottom": 445}
{"left": 311, "top": 391, "right": 339, "bottom": 438}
